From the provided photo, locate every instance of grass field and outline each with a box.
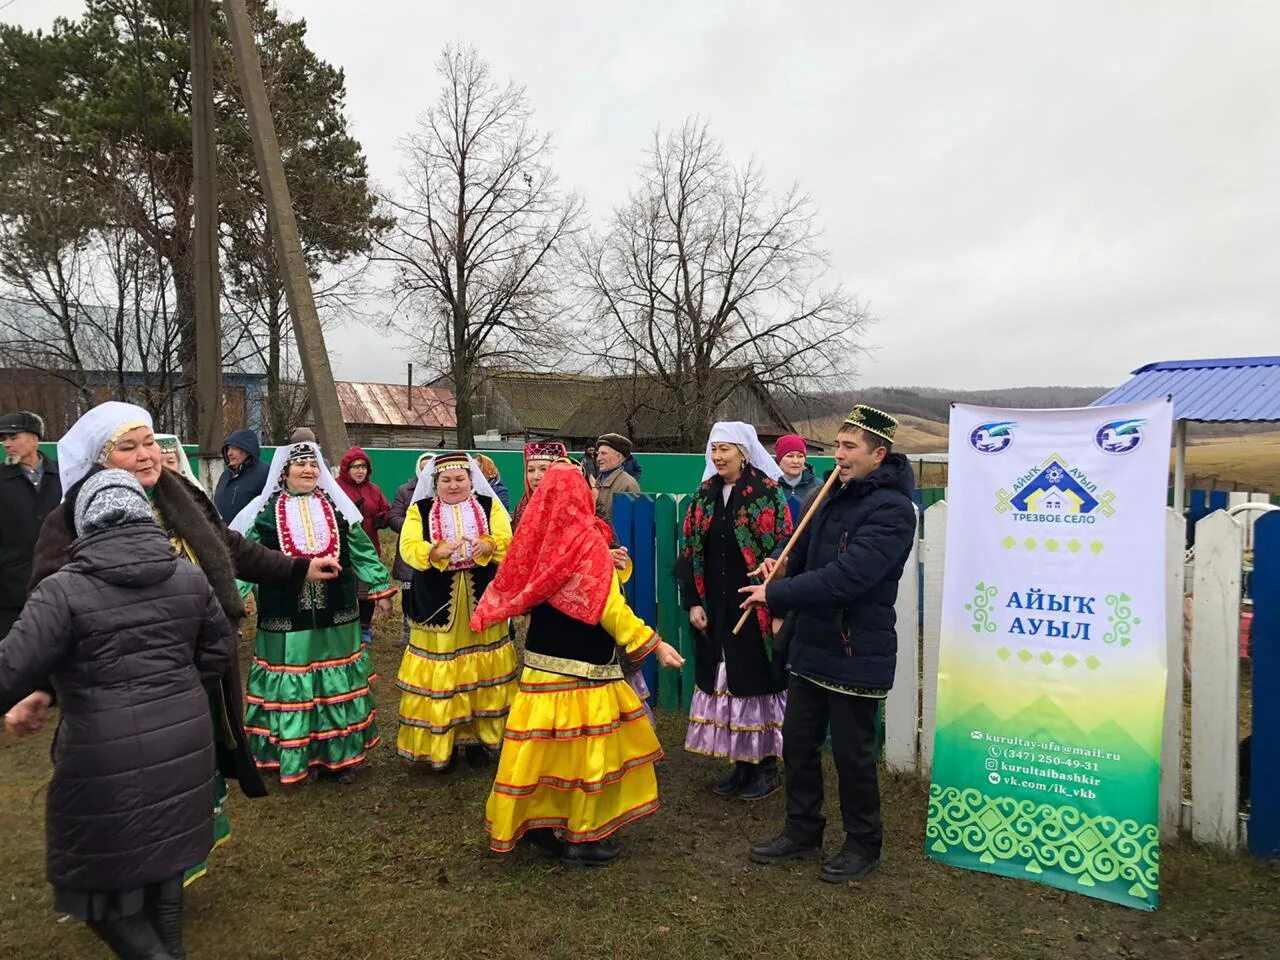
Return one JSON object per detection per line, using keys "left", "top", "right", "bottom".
{"left": 1183, "top": 432, "right": 1280, "bottom": 492}
{"left": 1, "top": 617, "right": 1277, "bottom": 960}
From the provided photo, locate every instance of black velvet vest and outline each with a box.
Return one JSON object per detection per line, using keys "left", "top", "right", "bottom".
{"left": 254, "top": 491, "right": 358, "bottom": 632}
{"left": 406, "top": 495, "right": 498, "bottom": 627}
{"left": 524, "top": 602, "right": 618, "bottom": 667}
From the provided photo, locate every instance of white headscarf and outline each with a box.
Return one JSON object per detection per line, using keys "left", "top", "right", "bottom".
{"left": 701, "top": 421, "right": 784, "bottom": 482}
{"left": 229, "top": 441, "right": 362, "bottom": 533}
{"left": 153, "top": 434, "right": 200, "bottom": 487}
{"left": 410, "top": 452, "right": 500, "bottom": 506}
{"left": 415, "top": 452, "right": 434, "bottom": 477}
{"left": 57, "top": 401, "right": 155, "bottom": 498}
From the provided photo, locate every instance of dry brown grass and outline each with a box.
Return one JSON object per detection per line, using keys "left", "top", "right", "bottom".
{"left": 1183, "top": 432, "right": 1280, "bottom": 492}
{"left": 2, "top": 613, "right": 1278, "bottom": 960}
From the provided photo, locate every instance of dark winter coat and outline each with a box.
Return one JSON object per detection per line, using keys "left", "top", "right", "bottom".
{"left": 765, "top": 454, "right": 916, "bottom": 690}
{"left": 488, "top": 476, "right": 511, "bottom": 512}
{"left": 30, "top": 466, "right": 307, "bottom": 798}
{"left": 778, "top": 464, "right": 821, "bottom": 519}
{"left": 0, "top": 522, "right": 235, "bottom": 891}
{"left": 0, "top": 454, "right": 61, "bottom": 617}
{"left": 213, "top": 428, "right": 270, "bottom": 523}
{"left": 387, "top": 478, "right": 417, "bottom": 584}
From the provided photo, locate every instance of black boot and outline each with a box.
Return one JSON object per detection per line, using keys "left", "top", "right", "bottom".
{"left": 739, "top": 758, "right": 781, "bottom": 802}
{"left": 562, "top": 839, "right": 622, "bottom": 868}
{"left": 748, "top": 831, "right": 822, "bottom": 865}
{"left": 518, "top": 827, "right": 565, "bottom": 858}
{"left": 711, "top": 761, "right": 752, "bottom": 797}
{"left": 87, "top": 914, "right": 175, "bottom": 960}
{"left": 464, "top": 744, "right": 491, "bottom": 769}
{"left": 148, "top": 881, "right": 187, "bottom": 960}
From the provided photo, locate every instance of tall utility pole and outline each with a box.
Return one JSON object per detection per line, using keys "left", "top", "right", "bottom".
{"left": 191, "top": 0, "right": 223, "bottom": 492}
{"left": 223, "top": 0, "right": 350, "bottom": 456}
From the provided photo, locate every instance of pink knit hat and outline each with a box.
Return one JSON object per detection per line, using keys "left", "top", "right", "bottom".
{"left": 774, "top": 434, "right": 807, "bottom": 460}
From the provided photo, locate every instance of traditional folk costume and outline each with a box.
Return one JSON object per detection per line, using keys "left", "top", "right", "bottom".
{"left": 230, "top": 442, "right": 394, "bottom": 785}
{"left": 472, "top": 463, "right": 664, "bottom": 863}
{"left": 515, "top": 441, "right": 656, "bottom": 726}
{"left": 680, "top": 422, "right": 792, "bottom": 800}
{"left": 396, "top": 453, "right": 516, "bottom": 768}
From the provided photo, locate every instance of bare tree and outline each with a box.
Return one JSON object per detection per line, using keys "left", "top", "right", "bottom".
{"left": 375, "top": 45, "right": 584, "bottom": 446}
{"left": 580, "top": 119, "right": 870, "bottom": 448}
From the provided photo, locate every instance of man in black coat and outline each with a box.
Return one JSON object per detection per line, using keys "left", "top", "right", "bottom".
{"left": 212, "top": 427, "right": 270, "bottom": 523}
{"left": 0, "top": 411, "right": 61, "bottom": 639}
{"left": 739, "top": 405, "right": 916, "bottom": 883}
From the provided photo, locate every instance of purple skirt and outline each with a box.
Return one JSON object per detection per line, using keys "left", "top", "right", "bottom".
{"left": 684, "top": 662, "right": 785, "bottom": 763}
{"left": 625, "top": 669, "right": 656, "bottom": 727}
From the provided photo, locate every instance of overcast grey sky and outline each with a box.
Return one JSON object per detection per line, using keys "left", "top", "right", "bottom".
{"left": 7, "top": 1, "right": 1278, "bottom": 390}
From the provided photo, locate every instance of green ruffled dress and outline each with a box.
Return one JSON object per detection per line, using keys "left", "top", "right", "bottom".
{"left": 238, "top": 489, "right": 394, "bottom": 784}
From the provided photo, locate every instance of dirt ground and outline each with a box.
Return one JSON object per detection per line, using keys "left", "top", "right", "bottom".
{"left": 1, "top": 620, "right": 1276, "bottom": 960}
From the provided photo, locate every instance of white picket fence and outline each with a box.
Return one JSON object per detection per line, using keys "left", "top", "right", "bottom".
{"left": 884, "top": 503, "right": 1250, "bottom": 848}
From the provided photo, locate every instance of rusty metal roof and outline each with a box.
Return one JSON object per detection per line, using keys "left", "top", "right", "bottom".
{"left": 335, "top": 381, "right": 456, "bottom": 429}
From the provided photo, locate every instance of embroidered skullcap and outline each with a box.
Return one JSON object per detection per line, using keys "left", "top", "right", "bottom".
{"left": 74, "top": 468, "right": 153, "bottom": 536}
{"left": 596, "top": 432, "right": 633, "bottom": 458}
{"left": 284, "top": 443, "right": 317, "bottom": 466}
{"left": 524, "top": 440, "right": 567, "bottom": 462}
{"left": 432, "top": 452, "right": 471, "bottom": 475}
{"left": 842, "top": 405, "right": 898, "bottom": 444}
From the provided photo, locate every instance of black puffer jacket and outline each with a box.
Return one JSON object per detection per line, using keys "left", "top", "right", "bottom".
{"left": 0, "top": 522, "right": 234, "bottom": 891}
{"left": 766, "top": 454, "right": 916, "bottom": 690}
{"left": 0, "top": 455, "right": 61, "bottom": 613}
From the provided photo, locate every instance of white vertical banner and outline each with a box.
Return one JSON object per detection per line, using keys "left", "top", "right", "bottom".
{"left": 926, "top": 399, "right": 1173, "bottom": 910}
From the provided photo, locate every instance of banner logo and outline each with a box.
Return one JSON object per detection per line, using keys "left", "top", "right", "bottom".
{"left": 996, "top": 456, "right": 1116, "bottom": 522}
{"left": 969, "top": 421, "right": 1016, "bottom": 454}
{"left": 1095, "top": 419, "right": 1145, "bottom": 455}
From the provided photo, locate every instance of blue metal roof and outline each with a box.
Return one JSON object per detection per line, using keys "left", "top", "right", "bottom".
{"left": 1091, "top": 356, "right": 1280, "bottom": 423}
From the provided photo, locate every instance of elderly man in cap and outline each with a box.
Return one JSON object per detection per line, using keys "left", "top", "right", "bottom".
{"left": 594, "top": 432, "right": 641, "bottom": 522}
{"left": 0, "top": 411, "right": 61, "bottom": 638}
{"left": 739, "top": 405, "right": 916, "bottom": 884}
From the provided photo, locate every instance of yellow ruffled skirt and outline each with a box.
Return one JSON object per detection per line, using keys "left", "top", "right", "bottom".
{"left": 395, "top": 591, "right": 516, "bottom": 767}
{"left": 485, "top": 667, "right": 663, "bottom": 853}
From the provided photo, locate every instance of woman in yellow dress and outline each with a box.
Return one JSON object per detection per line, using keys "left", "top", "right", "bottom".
{"left": 396, "top": 453, "right": 516, "bottom": 770}
{"left": 471, "top": 462, "right": 684, "bottom": 866}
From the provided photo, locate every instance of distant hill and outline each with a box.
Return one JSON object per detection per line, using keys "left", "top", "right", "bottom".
{"left": 779, "top": 385, "right": 1111, "bottom": 426}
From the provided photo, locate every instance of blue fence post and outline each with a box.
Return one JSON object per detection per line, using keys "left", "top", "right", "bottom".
{"left": 1249, "top": 512, "right": 1280, "bottom": 858}
{"left": 631, "top": 496, "right": 659, "bottom": 708}
{"left": 612, "top": 494, "right": 636, "bottom": 606}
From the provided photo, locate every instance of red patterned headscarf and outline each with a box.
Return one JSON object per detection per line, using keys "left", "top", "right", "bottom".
{"left": 472, "top": 462, "right": 614, "bottom": 629}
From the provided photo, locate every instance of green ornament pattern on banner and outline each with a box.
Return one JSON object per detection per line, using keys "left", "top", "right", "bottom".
{"left": 1103, "top": 593, "right": 1141, "bottom": 646}
{"left": 965, "top": 583, "right": 999, "bottom": 633}
{"left": 926, "top": 785, "right": 1159, "bottom": 902}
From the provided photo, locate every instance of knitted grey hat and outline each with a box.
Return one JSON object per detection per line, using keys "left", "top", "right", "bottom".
{"left": 74, "top": 468, "right": 153, "bottom": 536}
